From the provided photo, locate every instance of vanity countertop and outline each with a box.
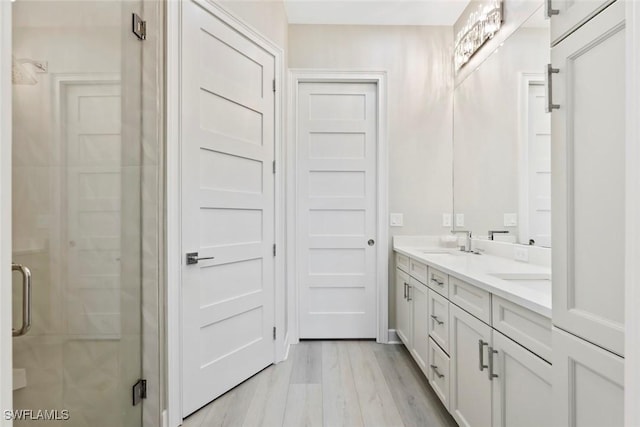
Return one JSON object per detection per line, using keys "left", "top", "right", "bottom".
{"left": 394, "top": 244, "right": 552, "bottom": 318}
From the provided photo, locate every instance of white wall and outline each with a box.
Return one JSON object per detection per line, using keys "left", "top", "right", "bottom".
{"left": 288, "top": 24, "right": 454, "bottom": 327}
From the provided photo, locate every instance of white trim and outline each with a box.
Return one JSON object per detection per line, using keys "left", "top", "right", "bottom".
{"left": 166, "top": 2, "right": 286, "bottom": 425}
{"left": 517, "top": 72, "right": 545, "bottom": 246}
{"left": 0, "top": 2, "right": 12, "bottom": 424}
{"left": 388, "top": 329, "right": 401, "bottom": 344}
{"left": 287, "top": 69, "right": 389, "bottom": 344}
{"left": 625, "top": 0, "right": 640, "bottom": 425}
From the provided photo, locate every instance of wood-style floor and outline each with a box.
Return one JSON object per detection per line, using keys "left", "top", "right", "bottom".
{"left": 182, "top": 340, "right": 458, "bottom": 427}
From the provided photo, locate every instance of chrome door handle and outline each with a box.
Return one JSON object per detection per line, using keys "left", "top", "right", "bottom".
{"left": 545, "top": 0, "right": 559, "bottom": 18}
{"left": 488, "top": 346, "right": 499, "bottom": 380}
{"left": 12, "top": 263, "right": 32, "bottom": 337}
{"left": 431, "top": 315, "right": 444, "bottom": 325}
{"left": 186, "top": 252, "right": 215, "bottom": 265}
{"left": 478, "top": 339, "right": 489, "bottom": 371}
{"left": 367, "top": 239, "right": 375, "bottom": 246}
{"left": 430, "top": 364, "right": 445, "bottom": 379}
{"left": 545, "top": 64, "right": 560, "bottom": 112}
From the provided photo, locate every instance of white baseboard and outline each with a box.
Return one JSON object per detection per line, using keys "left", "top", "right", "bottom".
{"left": 387, "top": 329, "right": 401, "bottom": 344}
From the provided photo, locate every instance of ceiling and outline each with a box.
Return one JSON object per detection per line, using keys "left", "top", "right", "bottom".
{"left": 284, "top": 0, "right": 471, "bottom": 26}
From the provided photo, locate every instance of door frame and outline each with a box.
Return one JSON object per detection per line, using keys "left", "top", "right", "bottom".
{"left": 517, "top": 72, "right": 545, "bottom": 246}
{"left": 626, "top": 1, "right": 640, "bottom": 425}
{"left": 287, "top": 70, "right": 389, "bottom": 344}
{"left": 0, "top": 2, "right": 12, "bottom": 424}
{"left": 166, "top": 1, "right": 286, "bottom": 425}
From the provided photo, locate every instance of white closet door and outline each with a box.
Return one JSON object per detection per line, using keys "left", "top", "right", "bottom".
{"left": 297, "top": 82, "right": 378, "bottom": 338}
{"left": 180, "top": 0, "right": 276, "bottom": 415}
{"left": 551, "top": 0, "right": 625, "bottom": 356}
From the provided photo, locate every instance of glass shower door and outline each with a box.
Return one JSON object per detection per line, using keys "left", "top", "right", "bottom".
{"left": 11, "top": 1, "right": 143, "bottom": 425}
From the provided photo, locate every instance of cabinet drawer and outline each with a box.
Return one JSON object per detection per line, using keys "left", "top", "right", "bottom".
{"left": 492, "top": 296, "right": 552, "bottom": 362}
{"left": 427, "top": 266, "right": 449, "bottom": 297}
{"left": 396, "top": 252, "right": 409, "bottom": 273}
{"left": 428, "top": 337, "right": 450, "bottom": 411}
{"left": 409, "top": 259, "right": 428, "bottom": 284}
{"left": 449, "top": 276, "right": 491, "bottom": 324}
{"left": 428, "top": 289, "right": 449, "bottom": 354}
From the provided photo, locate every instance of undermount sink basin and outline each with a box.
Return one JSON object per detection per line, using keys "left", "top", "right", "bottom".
{"left": 489, "top": 272, "right": 551, "bottom": 281}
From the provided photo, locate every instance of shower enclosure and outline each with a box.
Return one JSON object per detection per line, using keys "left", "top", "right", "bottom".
{"left": 9, "top": 1, "right": 161, "bottom": 425}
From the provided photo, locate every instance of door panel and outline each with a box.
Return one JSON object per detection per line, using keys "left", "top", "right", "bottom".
{"left": 181, "top": 0, "right": 276, "bottom": 415}
{"left": 297, "top": 82, "right": 378, "bottom": 338}
{"left": 551, "top": 0, "right": 625, "bottom": 356}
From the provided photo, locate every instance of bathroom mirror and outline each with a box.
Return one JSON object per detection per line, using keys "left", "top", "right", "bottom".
{"left": 452, "top": 5, "right": 551, "bottom": 247}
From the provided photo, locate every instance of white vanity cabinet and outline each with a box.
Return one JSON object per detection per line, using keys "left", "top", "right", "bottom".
{"left": 409, "top": 278, "right": 429, "bottom": 374}
{"left": 449, "top": 304, "right": 492, "bottom": 427}
{"left": 491, "top": 331, "right": 553, "bottom": 427}
{"left": 551, "top": 0, "right": 625, "bottom": 357}
{"left": 549, "top": 0, "right": 615, "bottom": 45}
{"left": 553, "top": 327, "right": 624, "bottom": 427}
{"left": 396, "top": 267, "right": 412, "bottom": 346}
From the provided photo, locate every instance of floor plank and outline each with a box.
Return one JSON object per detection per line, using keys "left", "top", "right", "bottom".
{"left": 242, "top": 346, "right": 296, "bottom": 427}
{"left": 321, "top": 341, "right": 364, "bottom": 427}
{"left": 374, "top": 344, "right": 457, "bottom": 427}
{"left": 290, "top": 341, "right": 322, "bottom": 384}
{"left": 346, "top": 341, "right": 405, "bottom": 427}
{"left": 282, "top": 384, "right": 323, "bottom": 427}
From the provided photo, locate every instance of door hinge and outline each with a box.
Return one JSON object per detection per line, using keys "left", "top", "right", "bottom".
{"left": 272, "top": 161, "right": 276, "bottom": 174}
{"left": 132, "top": 379, "right": 147, "bottom": 406}
{"left": 273, "top": 244, "right": 276, "bottom": 257}
{"left": 273, "top": 326, "right": 277, "bottom": 340}
{"left": 272, "top": 79, "right": 276, "bottom": 92}
{"left": 132, "top": 13, "right": 146, "bottom": 40}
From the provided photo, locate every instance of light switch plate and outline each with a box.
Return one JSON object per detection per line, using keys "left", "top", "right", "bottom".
{"left": 455, "top": 213, "right": 465, "bottom": 227}
{"left": 390, "top": 213, "right": 404, "bottom": 227}
{"left": 504, "top": 213, "right": 518, "bottom": 227}
{"left": 442, "top": 213, "right": 452, "bottom": 227}
{"left": 514, "top": 246, "right": 529, "bottom": 262}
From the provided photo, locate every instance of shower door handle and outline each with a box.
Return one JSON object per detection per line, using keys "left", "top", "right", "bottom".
{"left": 12, "top": 263, "right": 32, "bottom": 337}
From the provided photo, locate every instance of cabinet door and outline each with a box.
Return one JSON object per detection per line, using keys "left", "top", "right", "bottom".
{"left": 428, "top": 337, "right": 451, "bottom": 410}
{"left": 428, "top": 289, "right": 449, "bottom": 353}
{"left": 551, "top": 0, "right": 625, "bottom": 356}
{"left": 553, "top": 327, "right": 624, "bottom": 427}
{"left": 409, "top": 278, "right": 429, "bottom": 373}
{"left": 550, "top": 0, "right": 615, "bottom": 45}
{"left": 449, "top": 304, "right": 492, "bottom": 427}
{"left": 396, "top": 268, "right": 412, "bottom": 347}
{"left": 491, "top": 331, "right": 552, "bottom": 427}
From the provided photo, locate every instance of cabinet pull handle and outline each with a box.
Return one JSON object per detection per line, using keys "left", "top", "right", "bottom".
{"left": 407, "top": 285, "right": 412, "bottom": 301}
{"left": 478, "top": 340, "right": 489, "bottom": 371}
{"left": 403, "top": 282, "right": 408, "bottom": 299}
{"left": 545, "top": 0, "right": 559, "bottom": 18}
{"left": 430, "top": 315, "right": 444, "bottom": 325}
{"left": 430, "top": 364, "right": 445, "bottom": 379}
{"left": 431, "top": 277, "right": 443, "bottom": 286}
{"left": 545, "top": 64, "right": 560, "bottom": 112}
{"left": 488, "top": 347, "right": 499, "bottom": 380}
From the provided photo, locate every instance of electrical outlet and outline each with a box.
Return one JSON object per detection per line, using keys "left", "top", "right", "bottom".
{"left": 390, "top": 213, "right": 404, "bottom": 227}
{"left": 455, "top": 213, "right": 465, "bottom": 227}
{"left": 514, "top": 246, "right": 529, "bottom": 262}
{"left": 442, "top": 213, "right": 452, "bottom": 227}
{"left": 504, "top": 213, "right": 518, "bottom": 227}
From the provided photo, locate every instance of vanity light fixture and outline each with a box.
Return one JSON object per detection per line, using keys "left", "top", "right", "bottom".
{"left": 454, "top": 0, "right": 504, "bottom": 72}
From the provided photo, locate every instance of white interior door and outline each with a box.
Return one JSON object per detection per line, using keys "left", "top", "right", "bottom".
{"left": 181, "top": 0, "right": 276, "bottom": 416}
{"left": 527, "top": 82, "right": 551, "bottom": 247}
{"left": 297, "top": 81, "right": 377, "bottom": 338}
{"left": 65, "top": 82, "right": 122, "bottom": 338}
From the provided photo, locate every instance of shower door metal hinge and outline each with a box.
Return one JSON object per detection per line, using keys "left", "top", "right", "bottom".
{"left": 272, "top": 79, "right": 276, "bottom": 92}
{"left": 132, "top": 13, "right": 147, "bottom": 41}
{"left": 273, "top": 327, "right": 277, "bottom": 340}
{"left": 132, "top": 379, "right": 147, "bottom": 406}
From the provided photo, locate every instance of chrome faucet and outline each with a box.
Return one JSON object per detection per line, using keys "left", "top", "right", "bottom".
{"left": 451, "top": 230, "right": 473, "bottom": 252}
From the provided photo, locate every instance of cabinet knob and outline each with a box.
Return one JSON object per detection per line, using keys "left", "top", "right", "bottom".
{"left": 368, "top": 239, "right": 375, "bottom": 246}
